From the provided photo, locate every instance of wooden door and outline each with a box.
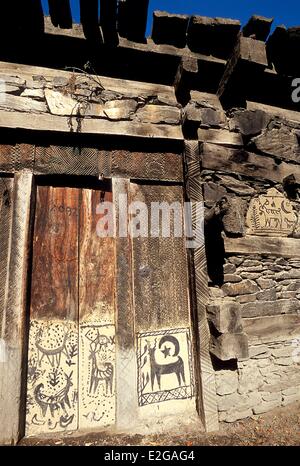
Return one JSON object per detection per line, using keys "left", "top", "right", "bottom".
{"left": 25, "top": 183, "right": 116, "bottom": 436}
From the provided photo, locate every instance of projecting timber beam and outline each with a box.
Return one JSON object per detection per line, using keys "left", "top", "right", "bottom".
{"left": 80, "top": 0, "right": 103, "bottom": 44}
{"left": 118, "top": 0, "right": 149, "bottom": 43}
{"left": 242, "top": 15, "right": 273, "bottom": 41}
{"left": 224, "top": 236, "right": 300, "bottom": 260}
{"left": 187, "top": 16, "right": 241, "bottom": 60}
{"left": 151, "top": 10, "right": 189, "bottom": 49}
{"left": 217, "top": 34, "right": 268, "bottom": 108}
{"left": 48, "top": 0, "right": 72, "bottom": 29}
{"left": 100, "top": 0, "right": 118, "bottom": 46}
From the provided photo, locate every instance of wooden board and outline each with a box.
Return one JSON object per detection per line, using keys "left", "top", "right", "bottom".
{"left": 79, "top": 187, "right": 116, "bottom": 429}
{"left": 201, "top": 143, "right": 300, "bottom": 183}
{"left": 0, "top": 173, "right": 33, "bottom": 444}
{"left": 224, "top": 236, "right": 300, "bottom": 260}
{"left": 26, "top": 186, "right": 79, "bottom": 436}
{"left": 129, "top": 183, "right": 195, "bottom": 414}
{"left": 112, "top": 178, "right": 137, "bottom": 428}
{"left": 243, "top": 314, "right": 300, "bottom": 344}
{"left": 0, "top": 177, "right": 13, "bottom": 337}
{"left": 100, "top": 0, "right": 118, "bottom": 46}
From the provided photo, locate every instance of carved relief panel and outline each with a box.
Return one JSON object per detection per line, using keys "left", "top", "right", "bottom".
{"left": 246, "top": 188, "right": 297, "bottom": 237}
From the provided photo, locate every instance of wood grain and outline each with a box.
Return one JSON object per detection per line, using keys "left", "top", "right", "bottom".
{"left": 30, "top": 186, "right": 79, "bottom": 321}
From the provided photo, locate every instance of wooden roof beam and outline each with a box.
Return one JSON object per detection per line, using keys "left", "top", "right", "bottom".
{"left": 80, "top": 0, "right": 103, "bottom": 45}
{"left": 48, "top": 0, "right": 72, "bottom": 29}
{"left": 117, "top": 0, "right": 149, "bottom": 43}
{"left": 217, "top": 35, "right": 268, "bottom": 108}
{"left": 100, "top": 0, "right": 119, "bottom": 46}
{"left": 187, "top": 16, "right": 241, "bottom": 60}
{"left": 151, "top": 10, "right": 189, "bottom": 49}
{"left": 242, "top": 15, "right": 273, "bottom": 42}
{"left": 267, "top": 25, "right": 300, "bottom": 76}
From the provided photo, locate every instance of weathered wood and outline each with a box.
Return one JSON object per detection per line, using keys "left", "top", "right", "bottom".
{"left": 187, "top": 16, "right": 241, "bottom": 59}
{"left": 241, "top": 299, "right": 299, "bottom": 318}
{"left": 0, "top": 93, "right": 47, "bottom": 114}
{"left": 112, "top": 178, "right": 137, "bottom": 429}
{"left": 224, "top": 236, "right": 300, "bottom": 260}
{"left": 80, "top": 0, "right": 103, "bottom": 44}
{"left": 130, "top": 183, "right": 190, "bottom": 330}
{"left": 243, "top": 314, "right": 300, "bottom": 344}
{"left": 201, "top": 143, "right": 300, "bottom": 183}
{"left": 207, "top": 301, "right": 243, "bottom": 334}
{"left": 217, "top": 35, "right": 268, "bottom": 107}
{"left": 26, "top": 185, "right": 79, "bottom": 436}
{"left": 247, "top": 101, "right": 300, "bottom": 125}
{"left": 30, "top": 186, "right": 79, "bottom": 321}
{"left": 100, "top": 0, "right": 119, "bottom": 46}
{"left": 48, "top": 0, "right": 72, "bottom": 29}
{"left": 110, "top": 150, "right": 183, "bottom": 182}
{"left": 198, "top": 128, "right": 243, "bottom": 147}
{"left": 210, "top": 333, "right": 249, "bottom": 361}
{"left": 79, "top": 187, "right": 116, "bottom": 430}
{"left": 242, "top": 15, "right": 273, "bottom": 41}
{"left": 184, "top": 140, "right": 219, "bottom": 432}
{"left": 0, "top": 173, "right": 33, "bottom": 445}
{"left": 0, "top": 110, "right": 183, "bottom": 140}
{"left": 118, "top": 0, "right": 149, "bottom": 43}
{"left": 152, "top": 10, "right": 189, "bottom": 48}
{"left": 0, "top": 177, "right": 13, "bottom": 336}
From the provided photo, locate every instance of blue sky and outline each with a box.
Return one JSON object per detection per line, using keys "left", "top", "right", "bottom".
{"left": 41, "top": 0, "right": 300, "bottom": 35}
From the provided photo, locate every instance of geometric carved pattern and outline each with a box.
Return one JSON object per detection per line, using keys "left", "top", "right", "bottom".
{"left": 184, "top": 140, "right": 219, "bottom": 432}
{"left": 0, "top": 143, "right": 183, "bottom": 182}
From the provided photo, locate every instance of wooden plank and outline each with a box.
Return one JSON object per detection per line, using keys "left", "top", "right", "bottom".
{"left": 131, "top": 184, "right": 190, "bottom": 330}
{"left": 112, "top": 178, "right": 137, "bottom": 429}
{"left": 79, "top": 187, "right": 116, "bottom": 430}
{"left": 48, "top": 0, "right": 72, "bottom": 29}
{"left": 100, "top": 0, "right": 119, "bottom": 46}
{"left": 0, "top": 177, "right": 13, "bottom": 337}
{"left": 130, "top": 182, "right": 196, "bottom": 420}
{"left": 26, "top": 185, "right": 79, "bottom": 436}
{"left": 247, "top": 101, "right": 300, "bottom": 125}
{"left": 224, "top": 236, "right": 300, "bottom": 260}
{"left": 80, "top": 0, "right": 103, "bottom": 44}
{"left": 110, "top": 150, "right": 183, "bottom": 182}
{"left": 243, "top": 314, "right": 300, "bottom": 344}
{"left": 184, "top": 140, "right": 219, "bottom": 432}
{"left": 0, "top": 109, "right": 183, "bottom": 140}
{"left": 0, "top": 173, "right": 33, "bottom": 445}
{"left": 201, "top": 143, "right": 300, "bottom": 183}
{"left": 0, "top": 61, "right": 179, "bottom": 101}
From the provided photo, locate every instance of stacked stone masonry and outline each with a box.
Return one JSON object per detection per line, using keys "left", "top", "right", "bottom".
{"left": 198, "top": 89, "right": 300, "bottom": 423}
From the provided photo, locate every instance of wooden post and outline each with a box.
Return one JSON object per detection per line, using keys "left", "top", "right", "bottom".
{"left": 184, "top": 141, "right": 219, "bottom": 432}
{"left": 0, "top": 172, "right": 34, "bottom": 445}
{"left": 112, "top": 178, "right": 138, "bottom": 428}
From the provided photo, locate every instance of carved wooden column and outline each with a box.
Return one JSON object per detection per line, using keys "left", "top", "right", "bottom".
{"left": 184, "top": 140, "right": 219, "bottom": 432}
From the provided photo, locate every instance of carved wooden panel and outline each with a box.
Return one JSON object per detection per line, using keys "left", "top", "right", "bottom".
{"left": 26, "top": 186, "right": 79, "bottom": 436}
{"left": 246, "top": 188, "right": 297, "bottom": 236}
{"left": 79, "top": 188, "right": 116, "bottom": 430}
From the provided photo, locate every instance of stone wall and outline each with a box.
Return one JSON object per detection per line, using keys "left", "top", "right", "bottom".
{"left": 192, "top": 92, "right": 300, "bottom": 423}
